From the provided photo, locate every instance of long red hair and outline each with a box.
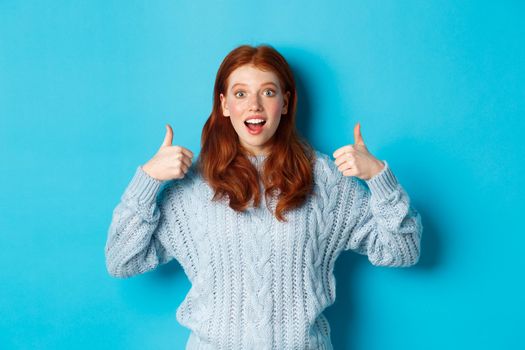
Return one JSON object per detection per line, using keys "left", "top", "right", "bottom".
{"left": 197, "top": 44, "right": 315, "bottom": 222}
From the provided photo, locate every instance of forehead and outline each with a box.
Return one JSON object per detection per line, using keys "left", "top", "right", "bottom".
{"left": 227, "top": 64, "right": 280, "bottom": 87}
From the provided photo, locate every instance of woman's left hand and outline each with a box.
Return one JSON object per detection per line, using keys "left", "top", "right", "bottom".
{"left": 332, "top": 122, "right": 385, "bottom": 181}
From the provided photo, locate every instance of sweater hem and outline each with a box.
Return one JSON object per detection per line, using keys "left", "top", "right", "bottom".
{"left": 185, "top": 331, "right": 334, "bottom": 350}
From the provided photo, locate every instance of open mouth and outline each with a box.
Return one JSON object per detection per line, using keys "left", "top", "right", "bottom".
{"left": 244, "top": 120, "right": 266, "bottom": 133}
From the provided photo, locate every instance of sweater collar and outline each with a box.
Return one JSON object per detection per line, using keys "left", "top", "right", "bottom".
{"left": 246, "top": 154, "right": 267, "bottom": 170}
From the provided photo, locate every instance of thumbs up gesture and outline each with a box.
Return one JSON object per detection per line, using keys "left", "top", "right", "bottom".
{"left": 332, "top": 122, "right": 385, "bottom": 181}
{"left": 141, "top": 124, "right": 194, "bottom": 181}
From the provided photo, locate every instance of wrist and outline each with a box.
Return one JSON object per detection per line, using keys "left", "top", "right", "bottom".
{"left": 367, "top": 160, "right": 385, "bottom": 180}
{"left": 141, "top": 163, "right": 159, "bottom": 180}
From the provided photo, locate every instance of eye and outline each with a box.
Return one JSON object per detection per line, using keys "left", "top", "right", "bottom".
{"left": 264, "top": 89, "right": 276, "bottom": 96}
{"left": 234, "top": 91, "right": 245, "bottom": 98}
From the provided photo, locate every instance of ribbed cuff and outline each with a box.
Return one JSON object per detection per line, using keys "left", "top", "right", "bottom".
{"left": 125, "top": 166, "right": 164, "bottom": 204}
{"left": 365, "top": 160, "right": 399, "bottom": 200}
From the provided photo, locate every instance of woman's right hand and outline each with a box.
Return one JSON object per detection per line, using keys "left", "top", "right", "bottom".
{"left": 141, "top": 124, "right": 194, "bottom": 181}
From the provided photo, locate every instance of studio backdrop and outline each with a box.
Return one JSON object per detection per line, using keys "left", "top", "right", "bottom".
{"left": 1, "top": 1, "right": 523, "bottom": 349}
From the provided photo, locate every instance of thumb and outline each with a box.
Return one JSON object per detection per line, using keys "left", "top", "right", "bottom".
{"left": 353, "top": 122, "right": 365, "bottom": 146}
{"left": 161, "top": 124, "right": 173, "bottom": 148}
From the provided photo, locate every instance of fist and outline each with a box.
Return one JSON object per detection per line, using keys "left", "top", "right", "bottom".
{"left": 332, "top": 122, "right": 385, "bottom": 181}
{"left": 142, "top": 124, "right": 194, "bottom": 181}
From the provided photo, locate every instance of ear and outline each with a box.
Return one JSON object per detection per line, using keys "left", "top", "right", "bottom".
{"left": 220, "top": 93, "right": 230, "bottom": 117}
{"left": 282, "top": 91, "right": 291, "bottom": 115}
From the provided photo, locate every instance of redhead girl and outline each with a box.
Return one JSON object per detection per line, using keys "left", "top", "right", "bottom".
{"left": 105, "top": 44, "right": 423, "bottom": 349}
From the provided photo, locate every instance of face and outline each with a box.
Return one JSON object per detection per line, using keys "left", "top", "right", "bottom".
{"left": 220, "top": 64, "right": 290, "bottom": 156}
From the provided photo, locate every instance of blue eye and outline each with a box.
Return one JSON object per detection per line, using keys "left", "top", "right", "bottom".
{"left": 234, "top": 89, "right": 275, "bottom": 98}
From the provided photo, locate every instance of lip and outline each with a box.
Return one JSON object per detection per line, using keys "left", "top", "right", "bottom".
{"left": 244, "top": 115, "right": 267, "bottom": 122}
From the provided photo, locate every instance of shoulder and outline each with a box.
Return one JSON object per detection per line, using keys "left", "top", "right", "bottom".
{"left": 312, "top": 150, "right": 333, "bottom": 172}
{"left": 312, "top": 150, "right": 341, "bottom": 183}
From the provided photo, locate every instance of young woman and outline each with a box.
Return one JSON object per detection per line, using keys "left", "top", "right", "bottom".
{"left": 105, "top": 44, "right": 423, "bottom": 350}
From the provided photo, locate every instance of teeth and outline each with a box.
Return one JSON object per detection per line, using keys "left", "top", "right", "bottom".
{"left": 245, "top": 119, "right": 265, "bottom": 124}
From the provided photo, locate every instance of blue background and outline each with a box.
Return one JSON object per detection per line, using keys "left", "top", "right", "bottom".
{"left": 1, "top": 1, "right": 523, "bottom": 349}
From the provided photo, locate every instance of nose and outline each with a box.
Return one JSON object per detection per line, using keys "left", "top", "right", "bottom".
{"left": 248, "top": 94, "right": 263, "bottom": 111}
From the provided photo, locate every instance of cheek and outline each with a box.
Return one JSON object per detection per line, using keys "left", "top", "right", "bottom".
{"left": 267, "top": 98, "right": 284, "bottom": 113}
{"left": 227, "top": 104, "right": 245, "bottom": 128}
{"left": 228, "top": 102, "right": 246, "bottom": 116}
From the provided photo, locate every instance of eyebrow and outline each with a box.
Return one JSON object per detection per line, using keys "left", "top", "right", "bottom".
{"left": 231, "top": 82, "right": 278, "bottom": 90}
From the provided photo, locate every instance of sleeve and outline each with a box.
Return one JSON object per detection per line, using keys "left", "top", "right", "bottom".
{"left": 333, "top": 159, "right": 423, "bottom": 267}
{"left": 104, "top": 165, "right": 194, "bottom": 278}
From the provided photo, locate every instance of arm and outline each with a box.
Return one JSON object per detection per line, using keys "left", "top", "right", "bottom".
{"left": 334, "top": 160, "right": 423, "bottom": 267}
{"left": 104, "top": 165, "right": 194, "bottom": 278}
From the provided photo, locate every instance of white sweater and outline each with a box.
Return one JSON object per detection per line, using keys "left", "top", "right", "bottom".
{"left": 105, "top": 150, "right": 423, "bottom": 349}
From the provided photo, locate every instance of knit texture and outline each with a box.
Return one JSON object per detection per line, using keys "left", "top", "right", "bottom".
{"left": 105, "top": 150, "right": 423, "bottom": 349}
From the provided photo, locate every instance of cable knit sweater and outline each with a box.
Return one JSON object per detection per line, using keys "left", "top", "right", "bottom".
{"left": 105, "top": 150, "right": 423, "bottom": 350}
